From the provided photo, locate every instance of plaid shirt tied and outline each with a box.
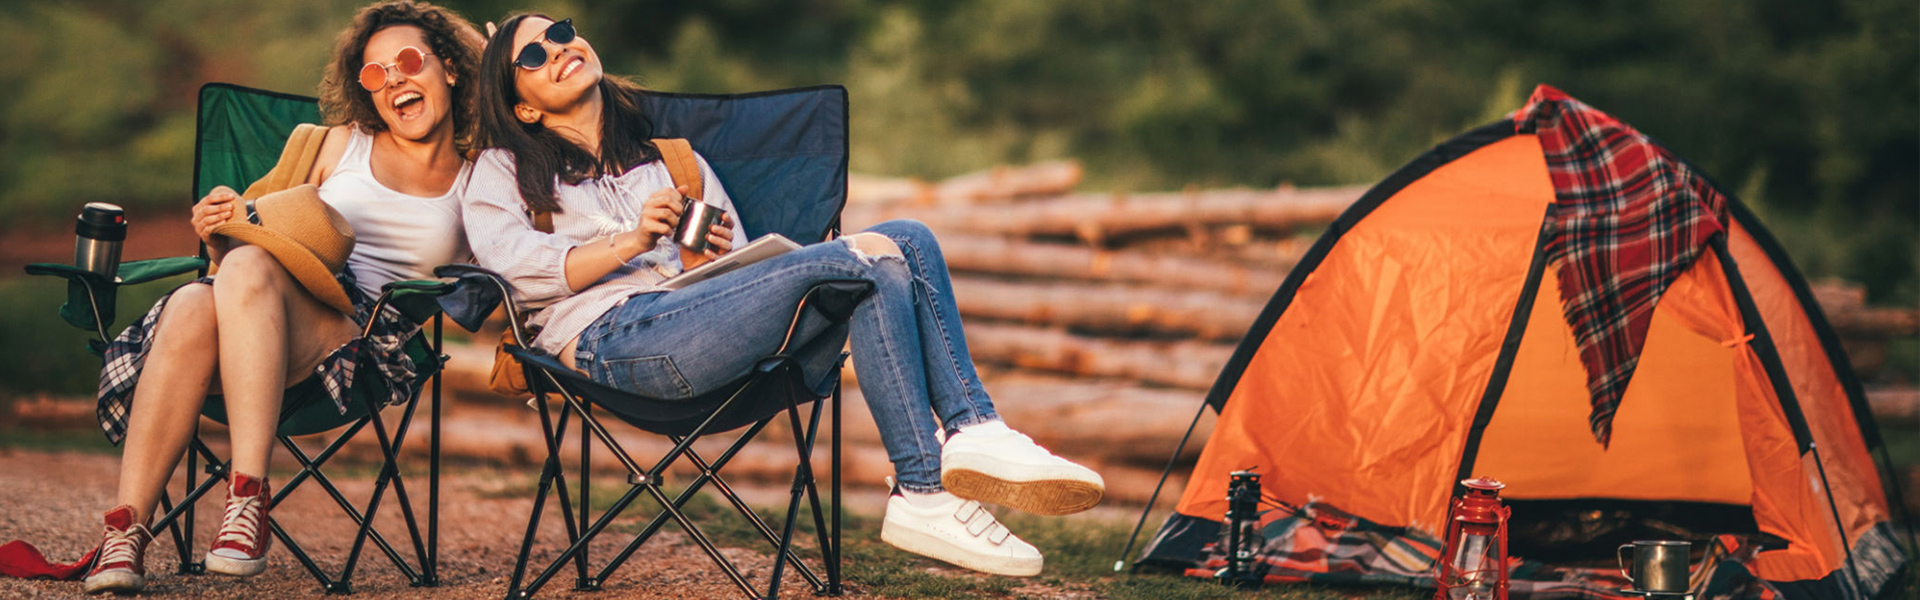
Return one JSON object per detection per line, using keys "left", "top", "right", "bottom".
{"left": 1514, "top": 85, "right": 1729, "bottom": 448}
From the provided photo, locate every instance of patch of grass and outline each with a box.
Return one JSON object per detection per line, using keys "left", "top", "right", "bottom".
{"left": 843, "top": 542, "right": 1019, "bottom": 599}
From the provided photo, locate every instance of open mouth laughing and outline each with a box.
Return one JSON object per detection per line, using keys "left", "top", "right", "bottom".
{"left": 391, "top": 90, "right": 425, "bottom": 121}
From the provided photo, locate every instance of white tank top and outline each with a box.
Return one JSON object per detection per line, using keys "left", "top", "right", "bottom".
{"left": 317, "top": 126, "right": 473, "bottom": 298}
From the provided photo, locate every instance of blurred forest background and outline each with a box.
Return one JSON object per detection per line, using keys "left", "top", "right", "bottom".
{"left": 0, "top": 0, "right": 1914, "bottom": 397}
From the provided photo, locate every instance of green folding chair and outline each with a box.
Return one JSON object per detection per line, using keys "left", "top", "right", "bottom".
{"left": 24, "top": 83, "right": 450, "bottom": 593}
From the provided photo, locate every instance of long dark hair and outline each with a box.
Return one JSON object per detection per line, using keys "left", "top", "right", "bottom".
{"left": 476, "top": 13, "right": 659, "bottom": 214}
{"left": 319, "top": 0, "right": 483, "bottom": 152}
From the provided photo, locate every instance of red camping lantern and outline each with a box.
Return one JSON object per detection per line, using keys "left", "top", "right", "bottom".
{"left": 1435, "top": 477, "right": 1510, "bottom": 600}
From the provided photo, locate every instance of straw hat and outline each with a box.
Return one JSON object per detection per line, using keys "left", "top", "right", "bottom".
{"left": 209, "top": 184, "right": 358, "bottom": 314}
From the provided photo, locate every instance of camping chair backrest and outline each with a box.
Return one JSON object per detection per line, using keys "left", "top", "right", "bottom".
{"left": 190, "top": 83, "right": 442, "bottom": 437}
{"left": 638, "top": 86, "right": 849, "bottom": 243}
{"left": 194, "top": 84, "right": 325, "bottom": 201}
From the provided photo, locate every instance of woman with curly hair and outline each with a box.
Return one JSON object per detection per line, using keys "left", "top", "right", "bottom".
{"left": 77, "top": 1, "right": 482, "bottom": 593}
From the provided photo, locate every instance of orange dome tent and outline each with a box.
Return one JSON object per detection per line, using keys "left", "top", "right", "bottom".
{"left": 1128, "top": 86, "right": 1908, "bottom": 599}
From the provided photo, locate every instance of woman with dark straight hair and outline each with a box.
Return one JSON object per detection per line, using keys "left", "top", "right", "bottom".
{"left": 464, "top": 13, "right": 1105, "bottom": 577}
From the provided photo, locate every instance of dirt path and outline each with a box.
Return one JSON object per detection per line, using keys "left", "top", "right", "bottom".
{"left": 0, "top": 448, "right": 876, "bottom": 599}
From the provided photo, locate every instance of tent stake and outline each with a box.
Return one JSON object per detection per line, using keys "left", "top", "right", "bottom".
{"left": 1113, "top": 394, "right": 1213, "bottom": 572}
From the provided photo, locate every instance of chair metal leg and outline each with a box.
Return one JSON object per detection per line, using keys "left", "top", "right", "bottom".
{"left": 508, "top": 365, "right": 848, "bottom": 599}
{"left": 277, "top": 431, "right": 417, "bottom": 580}
{"left": 829, "top": 381, "right": 842, "bottom": 595}
{"left": 764, "top": 384, "right": 828, "bottom": 599}
{"left": 508, "top": 395, "right": 566, "bottom": 599}
{"left": 426, "top": 313, "right": 444, "bottom": 587}
{"left": 575, "top": 402, "right": 595, "bottom": 591}
{"left": 378, "top": 388, "right": 435, "bottom": 574}
{"left": 595, "top": 421, "right": 767, "bottom": 577}
{"left": 337, "top": 388, "right": 425, "bottom": 591}
{"left": 181, "top": 430, "right": 204, "bottom": 575}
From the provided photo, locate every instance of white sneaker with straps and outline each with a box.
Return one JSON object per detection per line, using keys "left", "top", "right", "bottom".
{"left": 941, "top": 421, "right": 1105, "bottom": 516}
{"left": 878, "top": 479, "right": 1042, "bottom": 577}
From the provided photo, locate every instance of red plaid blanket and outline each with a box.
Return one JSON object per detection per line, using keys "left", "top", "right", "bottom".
{"left": 1514, "top": 85, "right": 1729, "bottom": 447}
{"left": 1179, "top": 502, "right": 1773, "bottom": 599}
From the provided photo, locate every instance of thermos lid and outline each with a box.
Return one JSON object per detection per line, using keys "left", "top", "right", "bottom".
{"left": 77, "top": 202, "right": 127, "bottom": 240}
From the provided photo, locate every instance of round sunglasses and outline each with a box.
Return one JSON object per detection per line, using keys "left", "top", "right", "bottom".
{"left": 359, "top": 46, "right": 435, "bottom": 92}
{"left": 514, "top": 18, "right": 577, "bottom": 71}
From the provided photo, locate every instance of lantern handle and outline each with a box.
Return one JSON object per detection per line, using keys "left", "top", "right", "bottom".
{"left": 1616, "top": 544, "right": 1636, "bottom": 586}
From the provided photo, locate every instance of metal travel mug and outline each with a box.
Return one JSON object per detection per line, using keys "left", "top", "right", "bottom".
{"left": 74, "top": 202, "right": 126, "bottom": 280}
{"left": 673, "top": 200, "right": 725, "bottom": 254}
{"left": 1617, "top": 540, "right": 1691, "bottom": 594}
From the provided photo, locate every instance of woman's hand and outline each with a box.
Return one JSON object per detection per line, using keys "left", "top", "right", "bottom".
{"left": 679, "top": 206, "right": 735, "bottom": 270}
{"left": 632, "top": 185, "right": 688, "bottom": 251}
{"left": 192, "top": 186, "right": 240, "bottom": 259}
{"left": 701, "top": 212, "right": 735, "bottom": 258}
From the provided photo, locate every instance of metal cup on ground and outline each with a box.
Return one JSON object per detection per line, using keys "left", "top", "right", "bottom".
{"left": 673, "top": 200, "right": 725, "bottom": 254}
{"left": 75, "top": 202, "right": 127, "bottom": 281}
{"left": 1618, "top": 540, "right": 1691, "bottom": 596}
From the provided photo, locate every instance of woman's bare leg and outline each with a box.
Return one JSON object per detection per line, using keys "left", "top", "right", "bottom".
{"left": 114, "top": 284, "right": 219, "bottom": 524}
{"left": 211, "top": 246, "right": 358, "bottom": 478}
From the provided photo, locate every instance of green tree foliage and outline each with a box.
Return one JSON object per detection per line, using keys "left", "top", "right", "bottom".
{"left": 0, "top": 0, "right": 1912, "bottom": 300}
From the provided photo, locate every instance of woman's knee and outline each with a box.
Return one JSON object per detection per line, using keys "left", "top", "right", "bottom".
{"left": 213, "top": 245, "right": 292, "bottom": 296}
{"left": 844, "top": 232, "right": 901, "bottom": 258}
{"left": 866, "top": 219, "right": 935, "bottom": 247}
{"left": 154, "top": 285, "right": 219, "bottom": 348}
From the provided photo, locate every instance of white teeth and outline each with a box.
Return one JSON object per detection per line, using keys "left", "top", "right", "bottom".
{"left": 392, "top": 91, "right": 422, "bottom": 109}
{"left": 560, "top": 58, "right": 582, "bottom": 80}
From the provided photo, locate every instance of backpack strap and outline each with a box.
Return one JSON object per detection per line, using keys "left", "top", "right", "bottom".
{"left": 242, "top": 123, "right": 330, "bottom": 199}
{"left": 525, "top": 138, "right": 701, "bottom": 233}
{"left": 652, "top": 138, "right": 703, "bottom": 201}
{"left": 531, "top": 209, "right": 553, "bottom": 234}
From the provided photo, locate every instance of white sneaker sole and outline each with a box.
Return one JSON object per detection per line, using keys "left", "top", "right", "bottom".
{"left": 942, "top": 453, "right": 1104, "bottom": 516}
{"left": 880, "top": 519, "right": 1042, "bottom": 577}
{"left": 82, "top": 570, "right": 144, "bottom": 594}
{"left": 204, "top": 552, "right": 267, "bottom": 577}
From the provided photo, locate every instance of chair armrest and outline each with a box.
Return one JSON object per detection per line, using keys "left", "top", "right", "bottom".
{"left": 379, "top": 278, "right": 457, "bottom": 324}
{"left": 24, "top": 258, "right": 205, "bottom": 334}
{"left": 25, "top": 257, "right": 206, "bottom": 286}
{"left": 431, "top": 264, "right": 515, "bottom": 334}
{"left": 119, "top": 257, "right": 209, "bottom": 285}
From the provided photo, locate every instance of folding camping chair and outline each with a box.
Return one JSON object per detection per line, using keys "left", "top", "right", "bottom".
{"left": 451, "top": 85, "right": 855, "bottom": 600}
{"left": 23, "top": 83, "right": 449, "bottom": 594}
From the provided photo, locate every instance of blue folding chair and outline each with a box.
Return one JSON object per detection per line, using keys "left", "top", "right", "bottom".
{"left": 440, "top": 85, "right": 854, "bottom": 600}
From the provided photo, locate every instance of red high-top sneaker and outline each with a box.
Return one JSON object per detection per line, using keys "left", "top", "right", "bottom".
{"left": 203, "top": 473, "right": 272, "bottom": 577}
{"left": 81, "top": 505, "right": 150, "bottom": 594}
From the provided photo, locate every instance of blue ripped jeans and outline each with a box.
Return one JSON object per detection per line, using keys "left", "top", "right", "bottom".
{"left": 572, "top": 220, "right": 999, "bottom": 493}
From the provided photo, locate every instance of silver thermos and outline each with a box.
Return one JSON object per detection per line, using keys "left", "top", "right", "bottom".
{"left": 75, "top": 202, "right": 126, "bottom": 280}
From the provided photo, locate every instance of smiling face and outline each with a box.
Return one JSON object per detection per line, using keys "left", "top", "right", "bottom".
{"left": 509, "top": 16, "right": 603, "bottom": 123}
{"left": 363, "top": 25, "right": 454, "bottom": 141}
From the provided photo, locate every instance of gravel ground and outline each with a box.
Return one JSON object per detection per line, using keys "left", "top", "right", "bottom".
{"left": 0, "top": 448, "right": 884, "bottom": 599}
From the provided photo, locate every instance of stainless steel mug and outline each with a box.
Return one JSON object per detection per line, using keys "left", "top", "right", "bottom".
{"left": 673, "top": 200, "right": 725, "bottom": 254}
{"left": 1617, "top": 540, "right": 1690, "bottom": 594}
{"left": 75, "top": 202, "right": 126, "bottom": 280}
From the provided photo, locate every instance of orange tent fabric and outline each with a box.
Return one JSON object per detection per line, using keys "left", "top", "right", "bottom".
{"left": 1137, "top": 106, "right": 1904, "bottom": 599}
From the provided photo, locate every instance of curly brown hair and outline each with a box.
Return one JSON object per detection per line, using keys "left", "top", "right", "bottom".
{"left": 319, "top": 0, "right": 483, "bottom": 150}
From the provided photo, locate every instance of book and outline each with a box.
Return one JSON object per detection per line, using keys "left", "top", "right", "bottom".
{"left": 658, "top": 233, "right": 803, "bottom": 290}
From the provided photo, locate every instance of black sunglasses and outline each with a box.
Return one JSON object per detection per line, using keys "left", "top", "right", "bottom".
{"left": 514, "top": 18, "right": 576, "bottom": 71}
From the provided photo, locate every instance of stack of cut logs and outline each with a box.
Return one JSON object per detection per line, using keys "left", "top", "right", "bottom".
{"left": 420, "top": 161, "right": 1920, "bottom": 507}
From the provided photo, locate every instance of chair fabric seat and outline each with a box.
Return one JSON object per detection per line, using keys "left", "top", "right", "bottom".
{"left": 512, "top": 336, "right": 845, "bottom": 438}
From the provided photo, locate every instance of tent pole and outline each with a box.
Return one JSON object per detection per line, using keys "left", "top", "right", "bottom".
{"left": 1113, "top": 395, "right": 1212, "bottom": 572}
